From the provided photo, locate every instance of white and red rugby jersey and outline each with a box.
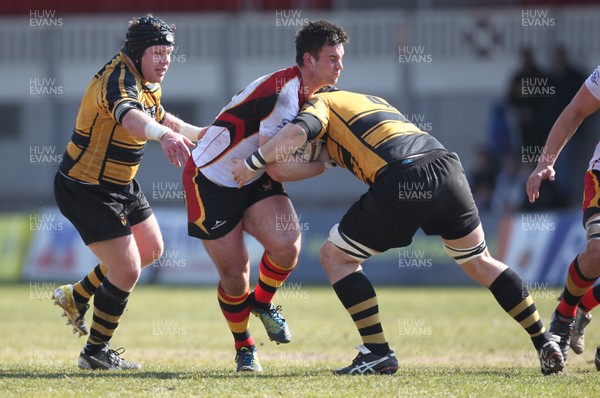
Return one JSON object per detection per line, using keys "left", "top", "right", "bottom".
{"left": 191, "top": 66, "right": 307, "bottom": 187}
{"left": 584, "top": 66, "right": 600, "bottom": 172}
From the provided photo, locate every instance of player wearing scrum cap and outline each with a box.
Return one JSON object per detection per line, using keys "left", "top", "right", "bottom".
{"left": 52, "top": 15, "right": 205, "bottom": 370}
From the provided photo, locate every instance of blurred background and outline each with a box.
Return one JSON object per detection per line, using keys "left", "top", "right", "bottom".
{"left": 1, "top": 0, "right": 598, "bottom": 287}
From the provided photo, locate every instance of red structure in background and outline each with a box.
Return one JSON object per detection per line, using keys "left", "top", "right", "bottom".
{"left": 3, "top": 0, "right": 598, "bottom": 15}
{"left": 520, "top": 0, "right": 599, "bottom": 4}
{"left": 0, "top": 0, "right": 332, "bottom": 15}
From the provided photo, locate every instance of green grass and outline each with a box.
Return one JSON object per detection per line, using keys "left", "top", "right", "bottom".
{"left": 1, "top": 284, "right": 600, "bottom": 397}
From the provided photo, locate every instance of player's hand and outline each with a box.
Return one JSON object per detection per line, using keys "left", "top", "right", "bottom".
{"left": 160, "top": 131, "right": 195, "bottom": 167}
{"left": 232, "top": 158, "right": 259, "bottom": 188}
{"left": 317, "top": 146, "right": 331, "bottom": 164}
{"left": 526, "top": 164, "right": 556, "bottom": 203}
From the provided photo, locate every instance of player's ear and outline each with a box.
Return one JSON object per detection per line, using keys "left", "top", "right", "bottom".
{"left": 303, "top": 52, "right": 314, "bottom": 67}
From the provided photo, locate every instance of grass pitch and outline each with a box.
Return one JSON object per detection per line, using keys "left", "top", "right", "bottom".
{"left": 1, "top": 283, "right": 600, "bottom": 397}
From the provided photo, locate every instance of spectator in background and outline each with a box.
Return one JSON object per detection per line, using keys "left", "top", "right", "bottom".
{"left": 544, "top": 45, "right": 587, "bottom": 203}
{"left": 507, "top": 47, "right": 569, "bottom": 210}
{"left": 549, "top": 46, "right": 587, "bottom": 113}
{"left": 507, "top": 47, "right": 550, "bottom": 152}
{"left": 487, "top": 101, "right": 514, "bottom": 160}
{"left": 469, "top": 145, "right": 498, "bottom": 212}
{"left": 491, "top": 154, "right": 528, "bottom": 214}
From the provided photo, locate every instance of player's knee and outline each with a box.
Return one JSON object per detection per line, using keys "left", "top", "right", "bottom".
{"left": 113, "top": 264, "right": 142, "bottom": 287}
{"left": 584, "top": 239, "right": 600, "bottom": 262}
{"left": 219, "top": 270, "right": 249, "bottom": 294}
{"left": 265, "top": 234, "right": 301, "bottom": 265}
{"left": 584, "top": 216, "right": 600, "bottom": 261}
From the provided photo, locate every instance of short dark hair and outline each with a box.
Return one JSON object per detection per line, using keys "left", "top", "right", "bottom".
{"left": 295, "top": 20, "right": 349, "bottom": 66}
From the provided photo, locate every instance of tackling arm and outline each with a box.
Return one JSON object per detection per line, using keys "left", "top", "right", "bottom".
{"left": 121, "top": 109, "right": 195, "bottom": 167}
{"left": 232, "top": 122, "right": 326, "bottom": 187}
{"left": 163, "top": 112, "right": 208, "bottom": 142}
{"left": 261, "top": 131, "right": 326, "bottom": 182}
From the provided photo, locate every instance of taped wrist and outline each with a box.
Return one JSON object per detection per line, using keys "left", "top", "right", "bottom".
{"left": 244, "top": 148, "right": 267, "bottom": 171}
{"left": 179, "top": 122, "right": 200, "bottom": 141}
{"left": 144, "top": 120, "right": 170, "bottom": 141}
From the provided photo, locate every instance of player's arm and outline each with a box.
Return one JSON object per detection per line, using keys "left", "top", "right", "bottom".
{"left": 120, "top": 108, "right": 194, "bottom": 168}
{"left": 162, "top": 112, "right": 208, "bottom": 142}
{"left": 526, "top": 83, "right": 600, "bottom": 203}
{"left": 232, "top": 122, "right": 324, "bottom": 187}
{"left": 260, "top": 133, "right": 326, "bottom": 183}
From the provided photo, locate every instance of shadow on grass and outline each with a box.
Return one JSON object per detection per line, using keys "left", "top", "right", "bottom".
{"left": 0, "top": 368, "right": 328, "bottom": 380}
{"left": 3, "top": 365, "right": 594, "bottom": 380}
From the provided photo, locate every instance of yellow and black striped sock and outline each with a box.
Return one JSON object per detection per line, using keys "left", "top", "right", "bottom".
{"left": 557, "top": 256, "right": 597, "bottom": 318}
{"left": 332, "top": 271, "right": 389, "bottom": 356}
{"left": 489, "top": 268, "right": 549, "bottom": 350}
{"left": 84, "top": 278, "right": 129, "bottom": 355}
{"left": 73, "top": 263, "right": 107, "bottom": 305}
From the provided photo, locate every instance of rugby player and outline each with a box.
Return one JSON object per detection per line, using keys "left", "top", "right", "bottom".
{"left": 527, "top": 64, "right": 600, "bottom": 370}
{"left": 52, "top": 15, "right": 204, "bottom": 370}
{"left": 182, "top": 20, "right": 348, "bottom": 371}
{"left": 233, "top": 88, "right": 564, "bottom": 375}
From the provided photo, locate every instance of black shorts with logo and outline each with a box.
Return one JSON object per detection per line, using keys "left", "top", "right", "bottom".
{"left": 54, "top": 172, "right": 153, "bottom": 245}
{"left": 338, "top": 150, "right": 481, "bottom": 253}
{"left": 183, "top": 159, "right": 288, "bottom": 240}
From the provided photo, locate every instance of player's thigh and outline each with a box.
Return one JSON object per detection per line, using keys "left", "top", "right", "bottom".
{"left": 183, "top": 163, "right": 246, "bottom": 239}
{"left": 420, "top": 152, "right": 481, "bottom": 241}
{"left": 202, "top": 222, "right": 251, "bottom": 282}
{"left": 336, "top": 185, "right": 422, "bottom": 257}
{"left": 54, "top": 172, "right": 133, "bottom": 245}
{"left": 131, "top": 213, "right": 163, "bottom": 267}
{"left": 243, "top": 194, "right": 301, "bottom": 256}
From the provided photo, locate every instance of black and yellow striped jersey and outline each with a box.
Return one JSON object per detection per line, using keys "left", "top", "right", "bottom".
{"left": 59, "top": 52, "right": 166, "bottom": 186}
{"left": 293, "top": 90, "right": 444, "bottom": 185}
